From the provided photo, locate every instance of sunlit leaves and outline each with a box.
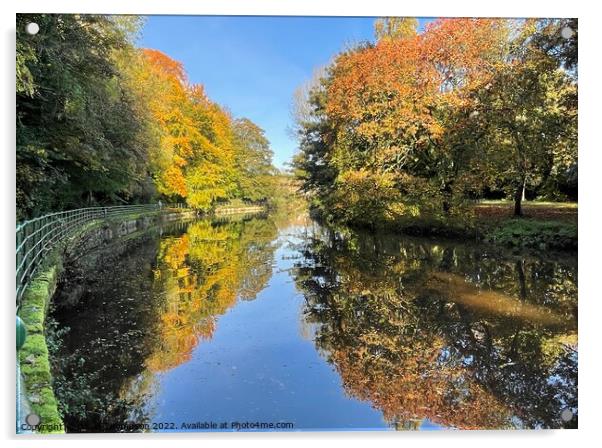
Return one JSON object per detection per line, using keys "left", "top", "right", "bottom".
{"left": 17, "top": 15, "right": 278, "bottom": 218}
{"left": 133, "top": 49, "right": 275, "bottom": 207}
{"left": 295, "top": 17, "right": 577, "bottom": 225}
{"left": 374, "top": 17, "right": 418, "bottom": 42}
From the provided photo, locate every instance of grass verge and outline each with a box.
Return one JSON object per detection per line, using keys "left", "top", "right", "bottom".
{"left": 317, "top": 201, "right": 578, "bottom": 251}
{"left": 485, "top": 219, "right": 577, "bottom": 251}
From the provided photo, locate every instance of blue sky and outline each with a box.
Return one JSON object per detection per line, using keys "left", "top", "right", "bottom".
{"left": 138, "top": 16, "right": 431, "bottom": 169}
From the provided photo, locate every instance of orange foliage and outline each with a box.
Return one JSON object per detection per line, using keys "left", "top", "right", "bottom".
{"left": 137, "top": 49, "right": 238, "bottom": 203}
{"left": 139, "top": 49, "right": 194, "bottom": 198}
{"left": 331, "top": 340, "right": 513, "bottom": 429}
{"left": 325, "top": 19, "right": 508, "bottom": 171}
{"left": 142, "top": 49, "right": 187, "bottom": 84}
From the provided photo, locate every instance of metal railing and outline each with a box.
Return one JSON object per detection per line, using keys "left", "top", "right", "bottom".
{"left": 15, "top": 204, "right": 172, "bottom": 308}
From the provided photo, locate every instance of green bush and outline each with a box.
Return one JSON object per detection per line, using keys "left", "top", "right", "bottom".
{"left": 487, "top": 219, "right": 577, "bottom": 251}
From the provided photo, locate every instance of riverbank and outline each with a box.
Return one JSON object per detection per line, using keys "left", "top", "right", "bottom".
{"left": 212, "top": 199, "right": 267, "bottom": 216}
{"left": 16, "top": 208, "right": 197, "bottom": 434}
{"left": 314, "top": 201, "right": 578, "bottom": 252}
{"left": 476, "top": 201, "right": 577, "bottom": 251}
{"left": 18, "top": 263, "right": 63, "bottom": 433}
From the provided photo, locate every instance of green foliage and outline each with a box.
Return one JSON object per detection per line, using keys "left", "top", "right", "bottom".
{"left": 232, "top": 118, "right": 276, "bottom": 202}
{"left": 487, "top": 219, "right": 577, "bottom": 251}
{"left": 186, "top": 162, "right": 237, "bottom": 211}
{"left": 16, "top": 14, "right": 151, "bottom": 219}
{"left": 16, "top": 37, "right": 36, "bottom": 96}
{"left": 16, "top": 14, "right": 282, "bottom": 220}
{"left": 328, "top": 170, "right": 403, "bottom": 227}
{"left": 464, "top": 36, "right": 577, "bottom": 215}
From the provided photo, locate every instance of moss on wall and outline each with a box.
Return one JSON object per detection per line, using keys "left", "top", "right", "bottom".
{"left": 18, "top": 264, "right": 64, "bottom": 434}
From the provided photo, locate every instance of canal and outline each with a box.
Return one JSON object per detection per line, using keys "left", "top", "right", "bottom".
{"left": 48, "top": 212, "right": 577, "bottom": 432}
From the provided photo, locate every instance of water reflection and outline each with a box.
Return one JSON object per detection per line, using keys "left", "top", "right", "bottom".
{"left": 51, "top": 215, "right": 279, "bottom": 432}
{"left": 291, "top": 225, "right": 577, "bottom": 429}
{"left": 49, "top": 215, "right": 577, "bottom": 432}
{"left": 148, "top": 217, "right": 278, "bottom": 371}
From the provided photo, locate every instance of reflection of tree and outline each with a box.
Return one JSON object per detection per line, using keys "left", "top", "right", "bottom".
{"left": 147, "top": 217, "right": 278, "bottom": 372}
{"left": 50, "top": 233, "right": 165, "bottom": 432}
{"left": 50, "top": 216, "right": 279, "bottom": 432}
{"left": 293, "top": 225, "right": 577, "bottom": 429}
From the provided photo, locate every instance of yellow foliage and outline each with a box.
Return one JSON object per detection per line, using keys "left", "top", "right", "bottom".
{"left": 145, "top": 218, "right": 278, "bottom": 373}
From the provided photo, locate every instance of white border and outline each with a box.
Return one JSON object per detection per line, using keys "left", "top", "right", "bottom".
{"left": 2, "top": 1, "right": 600, "bottom": 448}
{"left": 8, "top": 0, "right": 588, "bottom": 18}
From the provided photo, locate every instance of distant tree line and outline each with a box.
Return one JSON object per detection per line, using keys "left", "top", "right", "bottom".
{"left": 17, "top": 14, "right": 277, "bottom": 220}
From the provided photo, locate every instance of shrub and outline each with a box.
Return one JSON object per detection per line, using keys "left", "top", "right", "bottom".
{"left": 487, "top": 219, "right": 577, "bottom": 251}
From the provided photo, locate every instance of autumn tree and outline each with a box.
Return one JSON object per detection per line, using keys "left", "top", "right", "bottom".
{"left": 294, "top": 17, "right": 577, "bottom": 225}
{"left": 374, "top": 17, "right": 418, "bottom": 41}
{"left": 232, "top": 118, "right": 275, "bottom": 202}
{"left": 17, "top": 14, "right": 278, "bottom": 218}
{"left": 296, "top": 19, "right": 510, "bottom": 226}
{"left": 186, "top": 88, "right": 239, "bottom": 210}
{"left": 135, "top": 49, "right": 196, "bottom": 200}
{"left": 126, "top": 49, "right": 275, "bottom": 211}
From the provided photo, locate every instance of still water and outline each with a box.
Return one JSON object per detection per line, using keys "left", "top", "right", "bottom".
{"left": 50, "top": 213, "right": 577, "bottom": 432}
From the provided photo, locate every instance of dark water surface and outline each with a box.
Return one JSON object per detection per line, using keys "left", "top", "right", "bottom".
{"left": 50, "top": 214, "right": 577, "bottom": 432}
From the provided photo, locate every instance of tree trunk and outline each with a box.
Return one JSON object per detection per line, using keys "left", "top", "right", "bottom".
{"left": 514, "top": 184, "right": 523, "bottom": 217}
{"left": 521, "top": 180, "right": 526, "bottom": 202}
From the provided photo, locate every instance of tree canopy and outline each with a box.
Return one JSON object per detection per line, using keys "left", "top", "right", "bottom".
{"left": 293, "top": 18, "right": 578, "bottom": 226}
{"left": 16, "top": 14, "right": 279, "bottom": 219}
